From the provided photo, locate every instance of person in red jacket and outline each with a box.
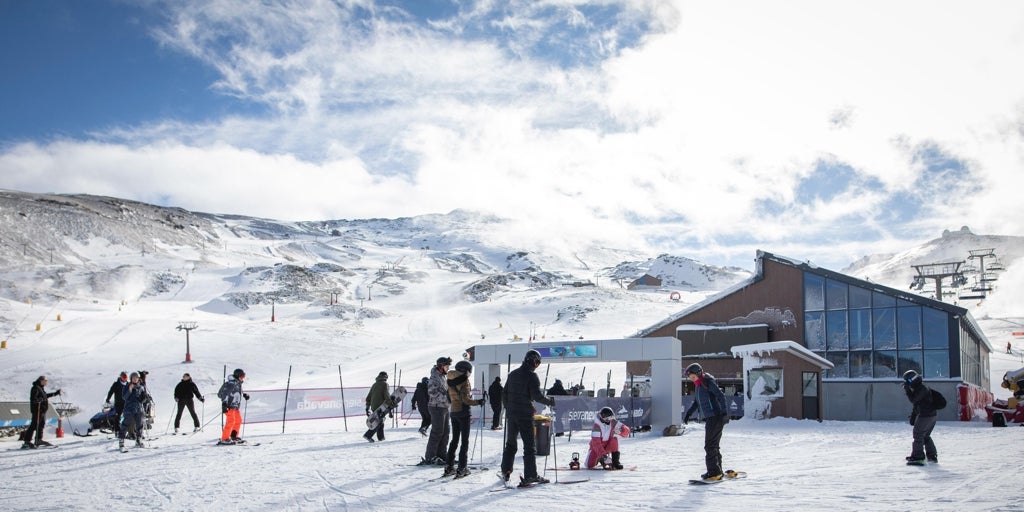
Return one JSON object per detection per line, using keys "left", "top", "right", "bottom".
{"left": 586, "top": 406, "right": 630, "bottom": 469}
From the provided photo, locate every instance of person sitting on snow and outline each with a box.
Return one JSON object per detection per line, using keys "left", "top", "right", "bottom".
{"left": 586, "top": 406, "right": 630, "bottom": 469}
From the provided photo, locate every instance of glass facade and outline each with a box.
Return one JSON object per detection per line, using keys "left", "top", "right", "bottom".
{"left": 803, "top": 272, "right": 951, "bottom": 380}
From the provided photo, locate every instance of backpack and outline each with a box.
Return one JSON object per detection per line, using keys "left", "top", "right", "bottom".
{"left": 930, "top": 388, "right": 947, "bottom": 410}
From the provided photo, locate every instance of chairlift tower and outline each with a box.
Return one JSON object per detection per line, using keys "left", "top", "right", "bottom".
{"left": 176, "top": 322, "right": 198, "bottom": 363}
{"left": 909, "top": 261, "right": 966, "bottom": 303}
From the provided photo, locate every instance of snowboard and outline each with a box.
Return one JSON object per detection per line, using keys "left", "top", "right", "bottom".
{"left": 365, "top": 386, "right": 407, "bottom": 431}
{"left": 689, "top": 470, "right": 747, "bottom": 485}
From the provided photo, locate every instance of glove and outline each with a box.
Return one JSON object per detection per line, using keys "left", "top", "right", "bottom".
{"left": 366, "top": 407, "right": 371, "bottom": 416}
{"left": 411, "top": 403, "right": 417, "bottom": 410}
{"left": 199, "top": 397, "right": 205, "bottom": 403}
{"left": 222, "top": 403, "right": 228, "bottom": 414}
{"left": 243, "top": 393, "right": 250, "bottom": 401}
{"left": 388, "top": 410, "right": 394, "bottom": 418}
{"left": 56, "top": 389, "right": 62, "bottom": 396}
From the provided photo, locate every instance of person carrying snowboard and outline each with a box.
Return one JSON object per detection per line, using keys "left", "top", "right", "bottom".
{"left": 488, "top": 375, "right": 503, "bottom": 430}
{"left": 903, "top": 370, "right": 938, "bottom": 464}
{"left": 217, "top": 368, "right": 249, "bottom": 445}
{"left": 419, "top": 356, "right": 452, "bottom": 465}
{"left": 444, "top": 361, "right": 485, "bottom": 477}
{"left": 363, "top": 371, "right": 395, "bottom": 443}
{"left": 20, "top": 375, "right": 61, "bottom": 449}
{"left": 586, "top": 406, "right": 630, "bottom": 469}
{"left": 118, "top": 372, "right": 152, "bottom": 450}
{"left": 683, "top": 363, "right": 731, "bottom": 482}
{"left": 104, "top": 371, "right": 129, "bottom": 434}
{"left": 500, "top": 349, "right": 556, "bottom": 486}
{"left": 412, "top": 377, "right": 431, "bottom": 436}
{"left": 173, "top": 373, "right": 205, "bottom": 434}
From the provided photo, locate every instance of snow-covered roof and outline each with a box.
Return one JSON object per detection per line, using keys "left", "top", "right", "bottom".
{"left": 730, "top": 341, "right": 834, "bottom": 369}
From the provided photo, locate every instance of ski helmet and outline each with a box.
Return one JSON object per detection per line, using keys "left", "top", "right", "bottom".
{"left": 685, "top": 363, "right": 703, "bottom": 376}
{"left": 455, "top": 360, "right": 473, "bottom": 373}
{"left": 903, "top": 370, "right": 921, "bottom": 385}
{"left": 524, "top": 349, "right": 542, "bottom": 365}
{"left": 436, "top": 356, "right": 452, "bottom": 366}
{"left": 599, "top": 406, "right": 615, "bottom": 421}
{"left": 233, "top": 368, "right": 246, "bottom": 379}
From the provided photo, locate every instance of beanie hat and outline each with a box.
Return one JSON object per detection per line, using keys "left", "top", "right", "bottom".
{"left": 454, "top": 360, "right": 473, "bottom": 373}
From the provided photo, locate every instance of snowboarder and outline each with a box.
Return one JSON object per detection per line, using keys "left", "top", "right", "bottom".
{"left": 217, "top": 368, "right": 249, "bottom": 445}
{"left": 118, "top": 372, "right": 152, "bottom": 450}
{"left": 683, "top": 363, "right": 730, "bottom": 482}
{"left": 104, "top": 371, "right": 128, "bottom": 434}
{"left": 419, "top": 357, "right": 452, "bottom": 465}
{"left": 586, "top": 406, "right": 631, "bottom": 469}
{"left": 903, "top": 370, "right": 939, "bottom": 464}
{"left": 488, "top": 375, "right": 503, "bottom": 430}
{"left": 363, "top": 371, "right": 395, "bottom": 442}
{"left": 547, "top": 379, "right": 568, "bottom": 396}
{"left": 500, "top": 349, "right": 556, "bottom": 486}
{"left": 444, "top": 361, "right": 485, "bottom": 477}
{"left": 173, "top": 373, "right": 205, "bottom": 434}
{"left": 20, "top": 376, "right": 61, "bottom": 449}
{"left": 412, "top": 377, "right": 431, "bottom": 436}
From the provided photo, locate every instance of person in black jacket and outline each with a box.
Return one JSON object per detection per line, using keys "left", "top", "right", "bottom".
{"left": 21, "top": 376, "right": 61, "bottom": 449}
{"left": 547, "top": 379, "right": 568, "bottom": 396}
{"left": 488, "top": 376, "right": 503, "bottom": 430}
{"left": 104, "top": 371, "right": 129, "bottom": 433}
{"left": 173, "top": 373, "right": 205, "bottom": 434}
{"left": 903, "top": 370, "right": 938, "bottom": 464}
{"left": 500, "top": 350, "right": 556, "bottom": 486}
{"left": 412, "top": 377, "right": 431, "bottom": 436}
{"left": 683, "top": 363, "right": 730, "bottom": 481}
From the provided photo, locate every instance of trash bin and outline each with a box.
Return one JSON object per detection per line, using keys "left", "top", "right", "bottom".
{"left": 533, "top": 414, "right": 552, "bottom": 456}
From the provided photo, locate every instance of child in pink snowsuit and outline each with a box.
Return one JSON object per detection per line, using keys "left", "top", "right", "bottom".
{"left": 586, "top": 406, "right": 631, "bottom": 469}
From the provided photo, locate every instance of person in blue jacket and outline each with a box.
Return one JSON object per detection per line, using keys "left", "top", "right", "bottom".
{"left": 118, "top": 372, "right": 152, "bottom": 450}
{"left": 683, "top": 363, "right": 730, "bottom": 481}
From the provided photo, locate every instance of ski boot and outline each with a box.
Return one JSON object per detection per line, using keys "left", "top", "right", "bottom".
{"left": 611, "top": 451, "right": 623, "bottom": 470}
{"left": 442, "top": 465, "right": 455, "bottom": 477}
{"left": 455, "top": 467, "right": 470, "bottom": 479}
{"left": 35, "top": 440, "right": 53, "bottom": 447}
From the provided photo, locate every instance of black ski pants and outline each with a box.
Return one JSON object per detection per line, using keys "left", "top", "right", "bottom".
{"left": 501, "top": 413, "right": 539, "bottom": 479}
{"left": 446, "top": 410, "right": 472, "bottom": 470}
{"left": 175, "top": 400, "right": 200, "bottom": 429}
{"left": 490, "top": 402, "right": 502, "bottom": 429}
{"left": 703, "top": 415, "right": 726, "bottom": 476}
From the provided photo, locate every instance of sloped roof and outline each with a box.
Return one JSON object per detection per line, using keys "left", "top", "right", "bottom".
{"left": 730, "top": 341, "right": 834, "bottom": 369}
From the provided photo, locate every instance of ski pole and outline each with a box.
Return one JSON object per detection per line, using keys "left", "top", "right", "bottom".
{"left": 164, "top": 402, "right": 174, "bottom": 434}
{"left": 241, "top": 397, "right": 248, "bottom": 439}
{"left": 201, "top": 400, "right": 205, "bottom": 431}
{"left": 551, "top": 416, "right": 558, "bottom": 483}
{"left": 192, "top": 409, "right": 223, "bottom": 436}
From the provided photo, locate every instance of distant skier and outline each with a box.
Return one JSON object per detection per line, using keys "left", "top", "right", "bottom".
{"left": 173, "top": 373, "right": 205, "bottom": 434}
{"left": 500, "top": 349, "right": 556, "bottom": 486}
{"left": 217, "top": 368, "right": 249, "bottom": 445}
{"left": 903, "top": 370, "right": 939, "bottom": 464}
{"left": 118, "top": 372, "right": 152, "bottom": 451}
{"left": 443, "top": 361, "right": 485, "bottom": 477}
{"left": 20, "top": 375, "right": 61, "bottom": 449}
{"left": 547, "top": 379, "right": 568, "bottom": 396}
{"left": 363, "top": 371, "right": 395, "bottom": 442}
{"left": 488, "top": 375, "right": 503, "bottom": 430}
{"left": 586, "top": 406, "right": 631, "bottom": 469}
{"left": 418, "top": 357, "right": 452, "bottom": 466}
{"left": 104, "top": 371, "right": 129, "bottom": 434}
{"left": 683, "top": 363, "right": 730, "bottom": 482}
{"left": 412, "top": 377, "right": 431, "bottom": 436}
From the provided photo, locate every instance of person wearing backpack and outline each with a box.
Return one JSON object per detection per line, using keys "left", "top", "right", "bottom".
{"left": 902, "top": 370, "right": 939, "bottom": 464}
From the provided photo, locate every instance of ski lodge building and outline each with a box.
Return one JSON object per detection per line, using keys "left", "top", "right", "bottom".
{"left": 634, "top": 250, "right": 994, "bottom": 422}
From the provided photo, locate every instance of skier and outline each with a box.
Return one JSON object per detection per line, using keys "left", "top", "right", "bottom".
{"left": 444, "top": 361, "right": 485, "bottom": 477}
{"left": 586, "top": 406, "right": 631, "bottom": 469}
{"left": 118, "top": 372, "right": 152, "bottom": 451}
{"left": 547, "top": 379, "right": 568, "bottom": 396}
{"left": 173, "top": 373, "right": 205, "bottom": 434}
{"left": 683, "top": 363, "right": 731, "bottom": 482}
{"left": 412, "top": 377, "right": 431, "bottom": 436}
{"left": 419, "top": 357, "right": 452, "bottom": 466}
{"left": 217, "top": 368, "right": 249, "bottom": 445}
{"left": 903, "top": 370, "right": 939, "bottom": 464}
{"left": 363, "top": 371, "right": 395, "bottom": 443}
{"left": 104, "top": 371, "right": 128, "bottom": 434}
{"left": 488, "top": 375, "right": 503, "bottom": 430}
{"left": 20, "top": 376, "right": 61, "bottom": 449}
{"left": 500, "top": 349, "right": 556, "bottom": 486}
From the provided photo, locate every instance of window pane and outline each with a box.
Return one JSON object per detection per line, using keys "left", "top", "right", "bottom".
{"left": 849, "top": 286, "right": 871, "bottom": 309}
{"left": 898, "top": 350, "right": 923, "bottom": 375}
{"left": 874, "top": 351, "right": 897, "bottom": 378}
{"left": 873, "top": 291, "right": 895, "bottom": 308}
{"left": 873, "top": 308, "right": 896, "bottom": 350}
{"left": 802, "top": 372, "right": 818, "bottom": 397}
{"left": 922, "top": 308, "right": 948, "bottom": 350}
{"left": 849, "top": 351, "right": 872, "bottom": 378}
{"left": 849, "top": 309, "right": 872, "bottom": 350}
{"left": 805, "top": 311, "right": 825, "bottom": 351}
{"left": 749, "top": 368, "right": 783, "bottom": 397}
{"left": 826, "top": 311, "right": 849, "bottom": 350}
{"left": 923, "top": 350, "right": 949, "bottom": 378}
{"left": 826, "top": 352, "right": 849, "bottom": 378}
{"left": 897, "top": 307, "right": 922, "bottom": 349}
{"left": 805, "top": 273, "right": 825, "bottom": 311}
{"left": 826, "top": 279, "right": 848, "bottom": 310}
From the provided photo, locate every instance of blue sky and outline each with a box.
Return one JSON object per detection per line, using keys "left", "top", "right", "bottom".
{"left": 1, "top": 0, "right": 1022, "bottom": 270}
